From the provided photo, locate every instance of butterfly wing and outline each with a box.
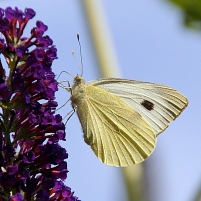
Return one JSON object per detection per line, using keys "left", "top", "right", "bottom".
{"left": 76, "top": 85, "right": 156, "bottom": 167}
{"left": 86, "top": 78, "right": 188, "bottom": 136}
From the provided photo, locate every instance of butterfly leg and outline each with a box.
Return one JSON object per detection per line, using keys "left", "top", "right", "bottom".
{"left": 64, "top": 107, "right": 76, "bottom": 125}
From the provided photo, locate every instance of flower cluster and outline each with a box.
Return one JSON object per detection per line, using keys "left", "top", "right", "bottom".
{"left": 0, "top": 7, "right": 80, "bottom": 201}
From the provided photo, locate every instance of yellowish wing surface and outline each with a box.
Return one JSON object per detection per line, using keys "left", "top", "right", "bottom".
{"left": 86, "top": 79, "right": 188, "bottom": 136}
{"left": 76, "top": 85, "right": 156, "bottom": 167}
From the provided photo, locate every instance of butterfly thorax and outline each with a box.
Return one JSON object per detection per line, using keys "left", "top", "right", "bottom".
{"left": 70, "top": 75, "right": 86, "bottom": 108}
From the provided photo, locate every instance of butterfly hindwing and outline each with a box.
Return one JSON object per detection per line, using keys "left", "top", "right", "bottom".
{"left": 76, "top": 85, "right": 156, "bottom": 167}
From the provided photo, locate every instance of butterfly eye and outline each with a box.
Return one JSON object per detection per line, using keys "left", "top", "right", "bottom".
{"left": 141, "top": 100, "right": 154, "bottom": 111}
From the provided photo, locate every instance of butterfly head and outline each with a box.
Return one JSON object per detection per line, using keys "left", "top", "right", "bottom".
{"left": 73, "top": 75, "right": 85, "bottom": 85}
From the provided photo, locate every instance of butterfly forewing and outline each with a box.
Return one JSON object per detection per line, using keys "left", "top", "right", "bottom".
{"left": 86, "top": 78, "right": 188, "bottom": 135}
{"left": 75, "top": 84, "right": 156, "bottom": 167}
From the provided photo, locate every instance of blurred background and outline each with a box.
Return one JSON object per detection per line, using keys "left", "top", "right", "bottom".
{"left": 1, "top": 0, "right": 201, "bottom": 200}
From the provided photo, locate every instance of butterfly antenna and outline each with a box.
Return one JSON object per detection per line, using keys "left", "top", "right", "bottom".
{"left": 71, "top": 51, "right": 82, "bottom": 75}
{"left": 77, "top": 34, "right": 83, "bottom": 77}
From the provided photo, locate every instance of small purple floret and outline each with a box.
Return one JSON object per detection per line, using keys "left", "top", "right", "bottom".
{"left": 25, "top": 8, "right": 36, "bottom": 20}
{"left": 9, "top": 193, "right": 24, "bottom": 201}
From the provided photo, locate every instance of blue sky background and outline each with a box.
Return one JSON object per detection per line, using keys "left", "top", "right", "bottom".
{"left": 1, "top": 1, "right": 201, "bottom": 201}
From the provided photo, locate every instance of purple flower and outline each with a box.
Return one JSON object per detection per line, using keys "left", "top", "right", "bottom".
{"left": 9, "top": 193, "right": 24, "bottom": 201}
{"left": 0, "top": 7, "right": 80, "bottom": 201}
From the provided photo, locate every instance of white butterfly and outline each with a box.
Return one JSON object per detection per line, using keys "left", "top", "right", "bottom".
{"left": 68, "top": 75, "right": 188, "bottom": 167}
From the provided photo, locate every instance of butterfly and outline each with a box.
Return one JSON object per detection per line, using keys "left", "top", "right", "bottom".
{"left": 67, "top": 75, "right": 188, "bottom": 167}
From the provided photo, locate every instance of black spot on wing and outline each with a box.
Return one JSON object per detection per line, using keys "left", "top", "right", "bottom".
{"left": 141, "top": 100, "right": 154, "bottom": 111}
